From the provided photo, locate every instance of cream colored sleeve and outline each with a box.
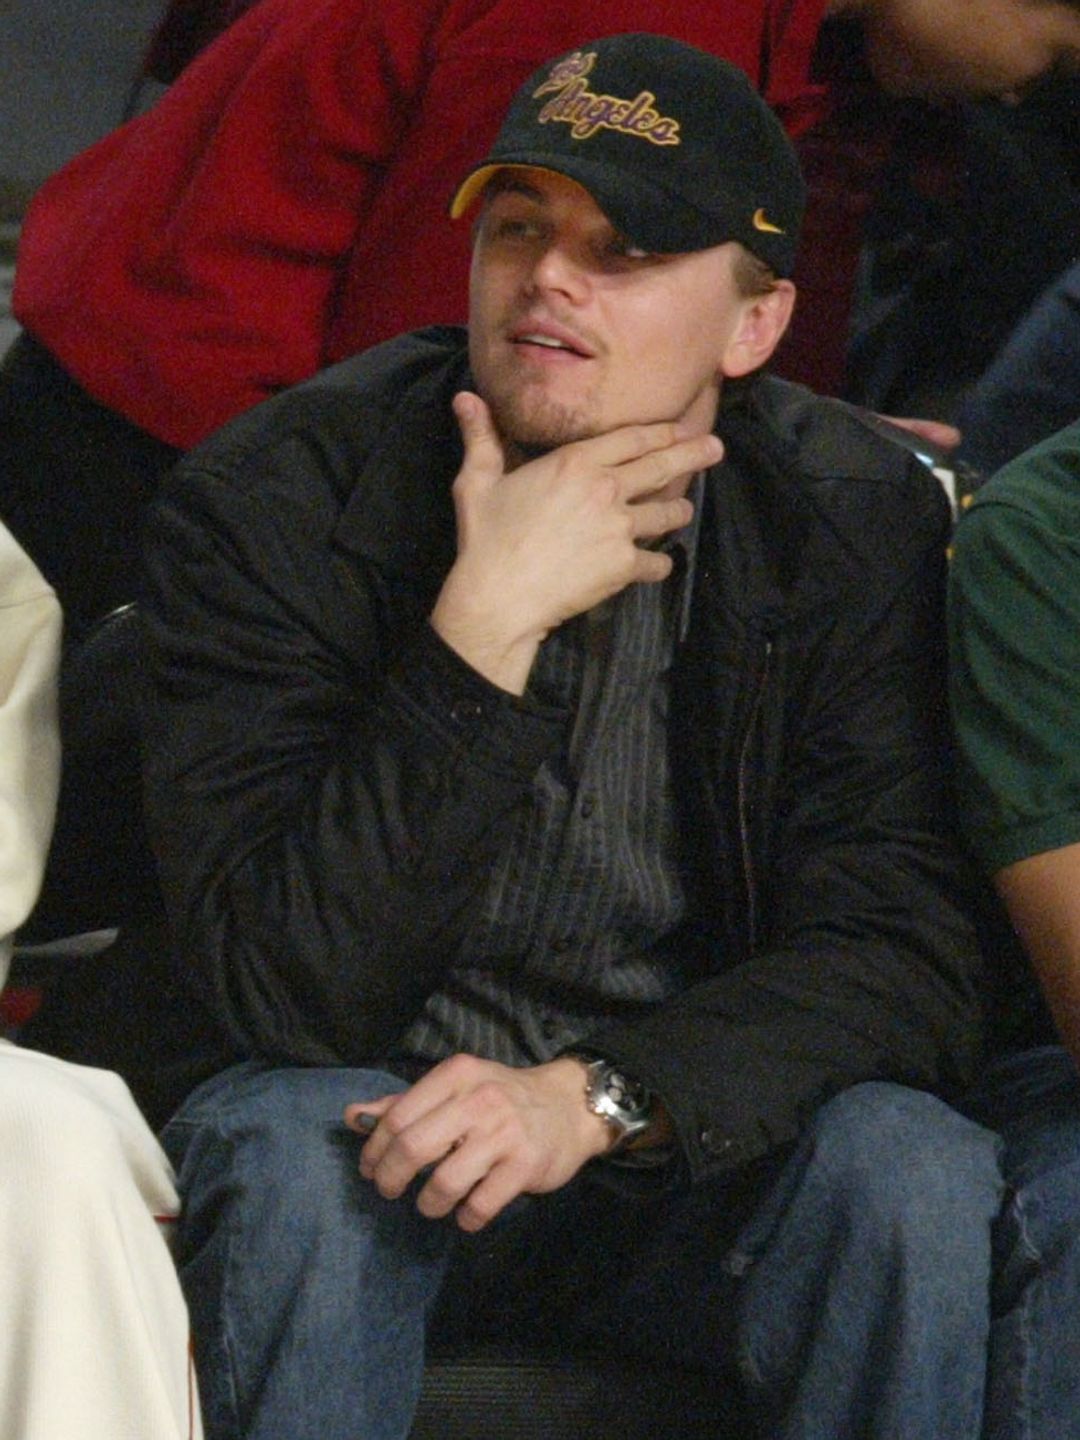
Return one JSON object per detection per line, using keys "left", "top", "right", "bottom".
{"left": 0, "top": 521, "right": 61, "bottom": 985}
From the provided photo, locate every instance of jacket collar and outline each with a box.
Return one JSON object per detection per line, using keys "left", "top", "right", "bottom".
{"left": 330, "top": 335, "right": 471, "bottom": 592}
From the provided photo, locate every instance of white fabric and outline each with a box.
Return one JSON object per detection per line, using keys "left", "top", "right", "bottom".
{"left": 0, "top": 1044, "right": 202, "bottom": 1439}
{"left": 0, "top": 522, "right": 201, "bottom": 1437}
{"left": 0, "top": 522, "right": 61, "bottom": 988}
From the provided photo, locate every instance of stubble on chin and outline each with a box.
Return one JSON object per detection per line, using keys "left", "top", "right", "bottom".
{"left": 482, "top": 385, "right": 596, "bottom": 467}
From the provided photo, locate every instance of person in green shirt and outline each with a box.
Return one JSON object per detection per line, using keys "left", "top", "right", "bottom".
{"left": 950, "top": 416, "right": 1080, "bottom": 1440}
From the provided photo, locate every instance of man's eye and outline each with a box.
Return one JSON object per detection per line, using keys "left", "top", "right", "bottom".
{"left": 488, "top": 216, "right": 543, "bottom": 242}
{"left": 604, "top": 236, "right": 655, "bottom": 264}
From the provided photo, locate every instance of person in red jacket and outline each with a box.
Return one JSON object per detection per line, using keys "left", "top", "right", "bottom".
{"left": 3, "top": 0, "right": 1080, "bottom": 635}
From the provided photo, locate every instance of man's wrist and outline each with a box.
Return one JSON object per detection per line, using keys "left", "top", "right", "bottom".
{"left": 430, "top": 580, "right": 542, "bottom": 696}
{"left": 564, "top": 1052, "right": 670, "bottom": 1156}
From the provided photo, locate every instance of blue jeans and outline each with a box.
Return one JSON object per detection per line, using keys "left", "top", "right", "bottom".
{"left": 963, "top": 1046, "right": 1080, "bottom": 1440}
{"left": 163, "top": 1065, "right": 1016, "bottom": 1440}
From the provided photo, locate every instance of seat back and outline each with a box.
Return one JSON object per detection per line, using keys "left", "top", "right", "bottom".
{"left": 18, "top": 603, "right": 160, "bottom": 944}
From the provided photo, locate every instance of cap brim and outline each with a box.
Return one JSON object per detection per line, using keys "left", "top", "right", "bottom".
{"left": 449, "top": 163, "right": 509, "bottom": 220}
{"left": 449, "top": 156, "right": 726, "bottom": 255}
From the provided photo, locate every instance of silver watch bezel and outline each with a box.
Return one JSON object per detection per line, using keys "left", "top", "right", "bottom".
{"left": 577, "top": 1056, "right": 653, "bottom": 1151}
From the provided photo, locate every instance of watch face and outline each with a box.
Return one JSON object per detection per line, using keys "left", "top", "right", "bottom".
{"left": 591, "top": 1065, "right": 651, "bottom": 1131}
{"left": 603, "top": 1069, "right": 648, "bottom": 1113}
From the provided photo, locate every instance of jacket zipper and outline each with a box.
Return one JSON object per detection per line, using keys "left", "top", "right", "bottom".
{"left": 737, "top": 636, "right": 772, "bottom": 954}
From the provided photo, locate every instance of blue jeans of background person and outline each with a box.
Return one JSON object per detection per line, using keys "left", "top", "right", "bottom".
{"left": 963, "top": 1045, "right": 1080, "bottom": 1440}
{"left": 163, "top": 1064, "right": 1006, "bottom": 1440}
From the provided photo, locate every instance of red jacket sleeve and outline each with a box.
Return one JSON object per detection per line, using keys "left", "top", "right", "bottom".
{"left": 15, "top": 0, "right": 452, "bottom": 445}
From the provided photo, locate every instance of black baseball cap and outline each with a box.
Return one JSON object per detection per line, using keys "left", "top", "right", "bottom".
{"left": 450, "top": 33, "right": 805, "bottom": 277}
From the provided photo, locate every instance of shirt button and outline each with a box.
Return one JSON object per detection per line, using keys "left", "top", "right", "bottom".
{"left": 449, "top": 699, "right": 484, "bottom": 724}
{"left": 699, "top": 1130, "right": 735, "bottom": 1156}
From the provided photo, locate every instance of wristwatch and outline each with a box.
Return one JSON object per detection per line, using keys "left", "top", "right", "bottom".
{"left": 571, "top": 1055, "right": 655, "bottom": 1153}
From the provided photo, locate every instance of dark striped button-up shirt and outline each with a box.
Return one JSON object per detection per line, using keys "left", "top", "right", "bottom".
{"left": 398, "top": 488, "right": 701, "bottom": 1068}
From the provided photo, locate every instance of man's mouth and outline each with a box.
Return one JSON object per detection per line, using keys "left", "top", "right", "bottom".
{"left": 509, "top": 322, "right": 593, "bottom": 359}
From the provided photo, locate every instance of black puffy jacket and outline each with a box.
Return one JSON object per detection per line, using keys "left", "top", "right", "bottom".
{"left": 141, "top": 328, "right": 985, "bottom": 1179}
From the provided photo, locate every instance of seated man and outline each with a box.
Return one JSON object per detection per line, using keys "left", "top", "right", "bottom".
{"left": 950, "top": 418, "right": 1080, "bottom": 1438}
{"left": 142, "top": 35, "right": 1005, "bottom": 1440}
{"left": 0, "top": 520, "right": 201, "bottom": 1439}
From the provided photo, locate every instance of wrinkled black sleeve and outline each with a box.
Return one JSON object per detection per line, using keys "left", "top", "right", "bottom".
{"left": 142, "top": 443, "right": 565, "bottom": 1066}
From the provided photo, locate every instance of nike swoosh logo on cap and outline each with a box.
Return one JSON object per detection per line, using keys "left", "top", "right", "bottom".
{"left": 752, "top": 208, "right": 785, "bottom": 234}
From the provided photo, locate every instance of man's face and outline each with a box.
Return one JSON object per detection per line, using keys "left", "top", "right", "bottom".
{"left": 858, "top": 0, "right": 1080, "bottom": 99}
{"left": 466, "top": 170, "right": 782, "bottom": 460}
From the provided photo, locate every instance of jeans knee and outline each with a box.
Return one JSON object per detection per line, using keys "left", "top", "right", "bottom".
{"left": 807, "top": 1082, "right": 1004, "bottom": 1235}
{"left": 732, "top": 1087, "right": 999, "bottom": 1436}
{"left": 164, "top": 1066, "right": 443, "bottom": 1440}
{"left": 164, "top": 1063, "right": 409, "bottom": 1242}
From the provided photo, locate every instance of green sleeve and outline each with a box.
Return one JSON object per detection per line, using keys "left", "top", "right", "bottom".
{"left": 949, "top": 482, "right": 1080, "bottom": 872}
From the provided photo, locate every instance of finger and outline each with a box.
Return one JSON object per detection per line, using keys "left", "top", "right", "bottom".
{"left": 628, "top": 496, "right": 694, "bottom": 543}
{"left": 354, "top": 1065, "right": 454, "bottom": 1172}
{"left": 363, "top": 1101, "right": 471, "bottom": 1197}
{"left": 344, "top": 1096, "right": 396, "bottom": 1136}
{"left": 875, "top": 414, "right": 961, "bottom": 452}
{"left": 348, "top": 1094, "right": 415, "bottom": 1186}
{"left": 371, "top": 1132, "right": 467, "bottom": 1201}
{"left": 413, "top": 1136, "right": 490, "bottom": 1220}
{"left": 629, "top": 548, "right": 675, "bottom": 587}
{"left": 453, "top": 390, "right": 506, "bottom": 482}
{"left": 616, "top": 432, "right": 723, "bottom": 500}
{"left": 564, "top": 418, "right": 713, "bottom": 472}
{"left": 452, "top": 1157, "right": 531, "bottom": 1233}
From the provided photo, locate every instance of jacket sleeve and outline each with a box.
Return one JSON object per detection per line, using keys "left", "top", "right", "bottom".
{"left": 14, "top": 0, "right": 463, "bottom": 446}
{"left": 587, "top": 456, "right": 987, "bottom": 1184}
{"left": 141, "top": 455, "right": 565, "bottom": 1065}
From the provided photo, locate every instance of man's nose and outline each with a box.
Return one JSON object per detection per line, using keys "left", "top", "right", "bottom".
{"left": 528, "top": 241, "right": 590, "bottom": 302}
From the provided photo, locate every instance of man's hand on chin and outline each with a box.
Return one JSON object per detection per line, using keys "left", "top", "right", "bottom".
{"left": 344, "top": 1054, "right": 612, "bottom": 1232}
{"left": 430, "top": 391, "right": 720, "bottom": 696}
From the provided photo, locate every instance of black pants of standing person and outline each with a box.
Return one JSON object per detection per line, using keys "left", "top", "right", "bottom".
{"left": 0, "top": 331, "right": 180, "bottom": 642}
{"left": 0, "top": 332, "right": 181, "bottom": 958}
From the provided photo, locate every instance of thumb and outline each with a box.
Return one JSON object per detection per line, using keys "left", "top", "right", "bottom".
{"left": 453, "top": 390, "right": 505, "bottom": 484}
{"left": 344, "top": 1095, "right": 395, "bottom": 1134}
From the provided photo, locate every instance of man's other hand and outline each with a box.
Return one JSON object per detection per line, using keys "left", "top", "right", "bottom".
{"left": 344, "top": 1054, "right": 612, "bottom": 1232}
{"left": 877, "top": 414, "right": 961, "bottom": 452}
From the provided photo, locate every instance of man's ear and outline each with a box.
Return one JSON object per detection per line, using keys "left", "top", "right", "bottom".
{"left": 720, "top": 281, "right": 796, "bottom": 379}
